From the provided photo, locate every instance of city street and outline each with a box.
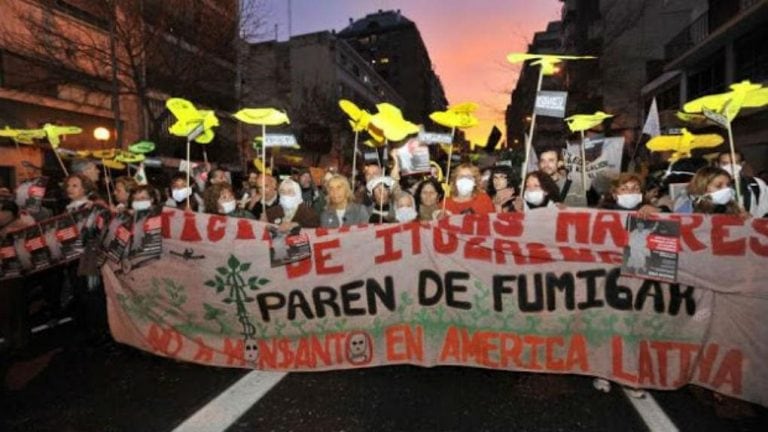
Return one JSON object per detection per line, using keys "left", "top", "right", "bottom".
{"left": 2, "top": 320, "right": 766, "bottom": 432}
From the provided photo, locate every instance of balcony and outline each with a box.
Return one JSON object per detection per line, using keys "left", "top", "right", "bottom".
{"left": 664, "top": 12, "right": 709, "bottom": 61}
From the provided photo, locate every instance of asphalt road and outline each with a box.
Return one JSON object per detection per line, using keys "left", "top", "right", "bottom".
{"left": 1, "top": 321, "right": 767, "bottom": 432}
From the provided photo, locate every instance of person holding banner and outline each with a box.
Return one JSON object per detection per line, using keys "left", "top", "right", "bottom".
{"left": 265, "top": 178, "right": 320, "bottom": 230}
{"left": 321, "top": 175, "right": 369, "bottom": 228}
{"left": 514, "top": 171, "right": 562, "bottom": 211}
{"left": 414, "top": 178, "right": 444, "bottom": 221}
{"left": 597, "top": 173, "right": 662, "bottom": 218}
{"left": 165, "top": 173, "right": 201, "bottom": 212}
{"left": 112, "top": 176, "right": 138, "bottom": 213}
{"left": 203, "top": 183, "right": 255, "bottom": 219}
{"left": 537, "top": 147, "right": 571, "bottom": 202}
{"left": 716, "top": 151, "right": 768, "bottom": 218}
{"left": 440, "top": 164, "right": 495, "bottom": 216}
{"left": 367, "top": 176, "right": 396, "bottom": 224}
{"left": 687, "top": 166, "right": 748, "bottom": 217}
{"left": 393, "top": 191, "right": 418, "bottom": 223}
{"left": 487, "top": 165, "right": 518, "bottom": 213}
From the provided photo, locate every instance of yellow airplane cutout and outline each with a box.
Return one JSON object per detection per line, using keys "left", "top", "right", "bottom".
{"left": 646, "top": 128, "right": 723, "bottom": 161}
{"left": 252, "top": 158, "right": 271, "bottom": 175}
{"left": 507, "top": 53, "right": 596, "bottom": 76}
{"left": 683, "top": 80, "right": 768, "bottom": 121}
{"left": 115, "top": 150, "right": 145, "bottom": 163}
{"left": 92, "top": 149, "right": 117, "bottom": 160}
{"left": 430, "top": 102, "right": 480, "bottom": 129}
{"left": 369, "top": 103, "right": 419, "bottom": 142}
{"left": 339, "top": 100, "right": 372, "bottom": 132}
{"left": 282, "top": 155, "right": 304, "bottom": 165}
{"left": 0, "top": 124, "right": 82, "bottom": 147}
{"left": 234, "top": 108, "right": 290, "bottom": 126}
{"left": 166, "top": 98, "right": 220, "bottom": 144}
{"left": 564, "top": 111, "right": 613, "bottom": 132}
{"left": 0, "top": 126, "right": 46, "bottom": 144}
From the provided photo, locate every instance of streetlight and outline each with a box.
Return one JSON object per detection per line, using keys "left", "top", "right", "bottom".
{"left": 93, "top": 127, "right": 111, "bottom": 142}
{"left": 93, "top": 126, "right": 113, "bottom": 206}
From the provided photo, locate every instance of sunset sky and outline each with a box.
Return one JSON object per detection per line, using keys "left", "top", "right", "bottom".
{"left": 260, "top": 0, "right": 563, "bottom": 144}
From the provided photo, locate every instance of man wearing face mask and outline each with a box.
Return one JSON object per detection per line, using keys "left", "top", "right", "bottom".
{"left": 203, "top": 183, "right": 255, "bottom": 219}
{"left": 441, "top": 163, "right": 495, "bottom": 215}
{"left": 717, "top": 151, "right": 768, "bottom": 218}
{"left": 165, "top": 173, "right": 202, "bottom": 211}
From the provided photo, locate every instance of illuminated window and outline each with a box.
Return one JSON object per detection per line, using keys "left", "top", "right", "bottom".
{"left": 379, "top": 57, "right": 390, "bottom": 64}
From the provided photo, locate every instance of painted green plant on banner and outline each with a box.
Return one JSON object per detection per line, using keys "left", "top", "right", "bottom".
{"left": 204, "top": 254, "right": 269, "bottom": 338}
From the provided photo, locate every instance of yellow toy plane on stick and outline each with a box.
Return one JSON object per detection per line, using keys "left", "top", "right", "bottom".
{"left": 430, "top": 102, "right": 480, "bottom": 129}
{"left": 683, "top": 80, "right": 768, "bottom": 121}
{"left": 564, "top": 111, "right": 613, "bottom": 133}
{"left": 645, "top": 128, "right": 723, "bottom": 162}
{"left": 166, "top": 98, "right": 220, "bottom": 144}
{"left": 506, "top": 53, "right": 596, "bottom": 76}
{"left": 0, "top": 126, "right": 46, "bottom": 144}
{"left": 234, "top": 108, "right": 290, "bottom": 126}
{"left": 369, "top": 103, "right": 419, "bottom": 142}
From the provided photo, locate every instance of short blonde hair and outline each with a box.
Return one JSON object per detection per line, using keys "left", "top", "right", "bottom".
{"left": 449, "top": 163, "right": 480, "bottom": 196}
{"left": 325, "top": 174, "right": 352, "bottom": 202}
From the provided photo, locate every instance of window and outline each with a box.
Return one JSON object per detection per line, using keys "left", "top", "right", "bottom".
{"left": 687, "top": 52, "right": 725, "bottom": 99}
{"left": 735, "top": 27, "right": 768, "bottom": 82}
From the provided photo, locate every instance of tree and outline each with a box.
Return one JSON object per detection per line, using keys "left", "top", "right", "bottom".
{"left": 0, "top": 0, "right": 270, "bottom": 150}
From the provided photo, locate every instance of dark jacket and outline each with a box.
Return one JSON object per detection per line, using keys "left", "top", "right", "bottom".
{"left": 266, "top": 203, "right": 320, "bottom": 228}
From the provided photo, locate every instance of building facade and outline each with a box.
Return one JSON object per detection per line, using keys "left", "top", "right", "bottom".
{"left": 642, "top": 0, "right": 768, "bottom": 171}
{"left": 338, "top": 10, "right": 448, "bottom": 126}
{"left": 0, "top": 0, "right": 244, "bottom": 188}
{"left": 245, "top": 31, "right": 405, "bottom": 170}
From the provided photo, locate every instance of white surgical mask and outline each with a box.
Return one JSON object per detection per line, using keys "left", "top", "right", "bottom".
{"left": 720, "top": 163, "right": 742, "bottom": 178}
{"left": 131, "top": 200, "right": 152, "bottom": 211}
{"left": 395, "top": 207, "right": 418, "bottom": 223}
{"left": 524, "top": 190, "right": 545, "bottom": 206}
{"left": 172, "top": 187, "right": 191, "bottom": 202}
{"left": 279, "top": 195, "right": 302, "bottom": 211}
{"left": 616, "top": 193, "right": 643, "bottom": 209}
{"left": 709, "top": 187, "right": 734, "bottom": 205}
{"left": 220, "top": 200, "right": 237, "bottom": 214}
{"left": 456, "top": 178, "right": 475, "bottom": 197}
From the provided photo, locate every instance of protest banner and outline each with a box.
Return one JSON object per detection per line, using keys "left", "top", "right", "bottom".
{"left": 564, "top": 137, "right": 624, "bottom": 191}
{"left": 104, "top": 208, "right": 768, "bottom": 407}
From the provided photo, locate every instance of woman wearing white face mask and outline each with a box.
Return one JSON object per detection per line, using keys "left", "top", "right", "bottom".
{"left": 266, "top": 178, "right": 320, "bottom": 231}
{"left": 514, "top": 171, "right": 562, "bottom": 211}
{"left": 393, "top": 191, "right": 418, "bottom": 223}
{"left": 598, "top": 173, "right": 662, "bottom": 218}
{"left": 688, "top": 167, "right": 746, "bottom": 216}
{"left": 440, "top": 163, "right": 495, "bottom": 216}
{"left": 203, "top": 183, "right": 255, "bottom": 219}
{"left": 165, "top": 174, "right": 201, "bottom": 212}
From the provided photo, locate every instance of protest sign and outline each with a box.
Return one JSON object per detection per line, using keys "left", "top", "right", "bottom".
{"left": 622, "top": 215, "right": 680, "bottom": 282}
{"left": 395, "top": 139, "right": 431, "bottom": 176}
{"left": 564, "top": 137, "right": 624, "bottom": 191}
{"left": 268, "top": 225, "right": 312, "bottom": 267}
{"left": 534, "top": 91, "right": 568, "bottom": 118}
{"left": 104, "top": 208, "right": 768, "bottom": 407}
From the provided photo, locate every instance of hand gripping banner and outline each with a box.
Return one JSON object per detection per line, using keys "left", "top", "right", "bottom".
{"left": 103, "top": 208, "right": 768, "bottom": 406}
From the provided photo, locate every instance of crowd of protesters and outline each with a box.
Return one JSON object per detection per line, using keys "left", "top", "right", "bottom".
{"left": 1, "top": 140, "right": 767, "bottom": 400}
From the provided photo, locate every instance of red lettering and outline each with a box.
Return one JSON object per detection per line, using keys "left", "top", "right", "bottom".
{"left": 180, "top": 212, "right": 203, "bottom": 242}
{"left": 493, "top": 212, "right": 524, "bottom": 237}
{"left": 146, "top": 324, "right": 183, "bottom": 357}
{"left": 161, "top": 210, "right": 174, "bottom": 239}
{"left": 555, "top": 212, "right": 591, "bottom": 244}
{"left": 565, "top": 334, "right": 588, "bottom": 372}
{"left": 433, "top": 227, "right": 459, "bottom": 254}
{"left": 711, "top": 349, "right": 743, "bottom": 394}
{"left": 544, "top": 336, "right": 565, "bottom": 371}
{"left": 592, "top": 211, "right": 627, "bottom": 246}
{"left": 493, "top": 239, "right": 525, "bottom": 265}
{"left": 236, "top": 219, "right": 256, "bottom": 239}
{"left": 559, "top": 247, "right": 595, "bottom": 263}
{"left": 670, "top": 214, "right": 706, "bottom": 252}
{"left": 207, "top": 215, "right": 227, "bottom": 242}
{"left": 223, "top": 338, "right": 245, "bottom": 366}
{"left": 637, "top": 341, "right": 654, "bottom": 385}
{"left": 464, "top": 237, "right": 492, "bottom": 262}
{"left": 527, "top": 243, "right": 553, "bottom": 264}
{"left": 375, "top": 226, "right": 403, "bottom": 264}
{"left": 403, "top": 222, "right": 422, "bottom": 255}
{"left": 611, "top": 335, "right": 637, "bottom": 383}
{"left": 523, "top": 335, "right": 545, "bottom": 370}
{"left": 751, "top": 218, "right": 768, "bottom": 256}
{"left": 192, "top": 337, "right": 214, "bottom": 362}
{"left": 461, "top": 214, "right": 490, "bottom": 236}
{"left": 711, "top": 215, "right": 746, "bottom": 256}
{"left": 316, "top": 239, "right": 344, "bottom": 274}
